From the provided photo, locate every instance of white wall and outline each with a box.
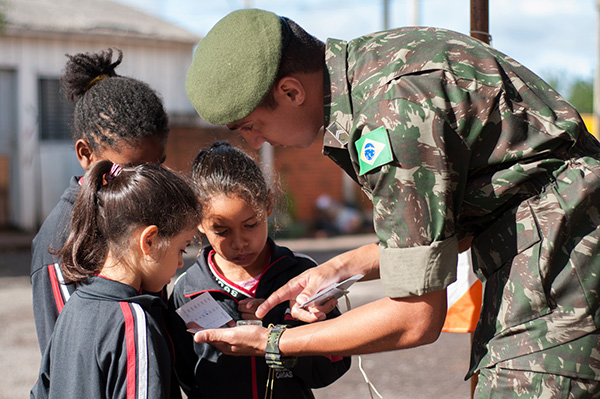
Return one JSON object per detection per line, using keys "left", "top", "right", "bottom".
{"left": 0, "top": 33, "right": 197, "bottom": 230}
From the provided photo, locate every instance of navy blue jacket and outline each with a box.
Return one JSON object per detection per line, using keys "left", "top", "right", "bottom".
{"left": 167, "top": 238, "right": 351, "bottom": 399}
{"left": 32, "top": 276, "right": 180, "bottom": 399}
{"left": 30, "top": 177, "right": 79, "bottom": 353}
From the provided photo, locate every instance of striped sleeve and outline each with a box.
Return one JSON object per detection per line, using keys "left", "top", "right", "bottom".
{"left": 119, "top": 302, "right": 149, "bottom": 399}
{"left": 47, "top": 263, "right": 72, "bottom": 313}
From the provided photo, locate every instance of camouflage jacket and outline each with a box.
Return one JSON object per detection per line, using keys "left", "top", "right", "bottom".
{"left": 323, "top": 27, "right": 600, "bottom": 379}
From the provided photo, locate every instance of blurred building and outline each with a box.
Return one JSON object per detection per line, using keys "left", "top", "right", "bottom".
{"left": 0, "top": 0, "right": 205, "bottom": 230}
{"left": 0, "top": 0, "right": 370, "bottom": 235}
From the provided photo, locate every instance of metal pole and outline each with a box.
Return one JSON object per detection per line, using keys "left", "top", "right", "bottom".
{"left": 594, "top": 0, "right": 600, "bottom": 137}
{"left": 412, "top": 0, "right": 420, "bottom": 26}
{"left": 470, "top": 0, "right": 490, "bottom": 44}
{"left": 383, "top": 0, "right": 390, "bottom": 30}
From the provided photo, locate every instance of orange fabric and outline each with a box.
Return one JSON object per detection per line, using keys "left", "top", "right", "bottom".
{"left": 442, "top": 279, "right": 482, "bottom": 333}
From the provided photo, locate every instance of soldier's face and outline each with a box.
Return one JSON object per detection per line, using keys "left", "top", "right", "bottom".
{"left": 227, "top": 101, "right": 322, "bottom": 150}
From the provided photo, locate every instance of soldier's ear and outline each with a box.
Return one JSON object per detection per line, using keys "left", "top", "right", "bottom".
{"left": 275, "top": 77, "right": 305, "bottom": 105}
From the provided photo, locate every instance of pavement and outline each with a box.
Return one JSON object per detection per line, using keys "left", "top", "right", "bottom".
{"left": 0, "top": 231, "right": 473, "bottom": 399}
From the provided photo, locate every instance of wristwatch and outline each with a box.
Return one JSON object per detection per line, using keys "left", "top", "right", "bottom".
{"left": 265, "top": 324, "right": 297, "bottom": 369}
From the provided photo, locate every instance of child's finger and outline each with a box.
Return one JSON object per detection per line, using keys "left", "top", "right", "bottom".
{"left": 239, "top": 298, "right": 264, "bottom": 310}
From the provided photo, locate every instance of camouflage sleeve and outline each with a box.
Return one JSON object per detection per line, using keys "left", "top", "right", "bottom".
{"left": 359, "top": 73, "right": 472, "bottom": 297}
{"left": 378, "top": 237, "right": 458, "bottom": 297}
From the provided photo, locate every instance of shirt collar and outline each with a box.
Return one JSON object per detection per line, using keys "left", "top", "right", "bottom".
{"left": 323, "top": 37, "right": 354, "bottom": 150}
{"left": 322, "top": 38, "right": 361, "bottom": 184}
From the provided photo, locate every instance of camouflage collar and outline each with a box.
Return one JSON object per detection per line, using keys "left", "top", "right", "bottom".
{"left": 323, "top": 38, "right": 354, "bottom": 150}
{"left": 322, "top": 38, "right": 360, "bottom": 184}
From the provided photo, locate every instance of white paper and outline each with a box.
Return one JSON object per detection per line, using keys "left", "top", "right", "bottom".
{"left": 176, "top": 292, "right": 233, "bottom": 332}
{"left": 299, "top": 274, "right": 363, "bottom": 308}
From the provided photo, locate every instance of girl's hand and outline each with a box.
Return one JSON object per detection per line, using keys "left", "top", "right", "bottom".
{"left": 194, "top": 325, "right": 269, "bottom": 356}
{"left": 238, "top": 298, "right": 265, "bottom": 320}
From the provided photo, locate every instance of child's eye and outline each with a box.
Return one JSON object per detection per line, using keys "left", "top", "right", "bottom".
{"left": 180, "top": 249, "right": 188, "bottom": 255}
{"left": 246, "top": 222, "right": 258, "bottom": 229}
{"left": 215, "top": 230, "right": 227, "bottom": 236}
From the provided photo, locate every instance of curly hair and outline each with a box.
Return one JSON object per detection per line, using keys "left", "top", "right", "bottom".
{"left": 60, "top": 48, "right": 169, "bottom": 150}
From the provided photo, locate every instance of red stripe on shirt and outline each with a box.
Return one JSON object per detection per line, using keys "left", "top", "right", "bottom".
{"left": 251, "top": 356, "right": 258, "bottom": 399}
{"left": 47, "top": 264, "right": 65, "bottom": 313}
{"left": 120, "top": 302, "right": 137, "bottom": 399}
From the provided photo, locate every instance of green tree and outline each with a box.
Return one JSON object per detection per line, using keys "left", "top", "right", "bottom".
{"left": 0, "top": 2, "right": 5, "bottom": 34}
{"left": 568, "top": 78, "right": 593, "bottom": 114}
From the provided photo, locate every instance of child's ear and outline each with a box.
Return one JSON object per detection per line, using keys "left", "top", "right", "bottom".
{"left": 197, "top": 223, "right": 205, "bottom": 235}
{"left": 139, "top": 225, "right": 159, "bottom": 256}
{"left": 75, "top": 139, "right": 96, "bottom": 171}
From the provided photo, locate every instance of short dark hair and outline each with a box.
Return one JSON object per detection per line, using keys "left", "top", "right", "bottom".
{"left": 260, "top": 17, "right": 325, "bottom": 109}
{"left": 56, "top": 160, "right": 200, "bottom": 283}
{"left": 60, "top": 48, "right": 169, "bottom": 150}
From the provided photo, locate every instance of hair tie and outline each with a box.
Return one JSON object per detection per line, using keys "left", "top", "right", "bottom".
{"left": 84, "top": 74, "right": 109, "bottom": 92}
{"left": 105, "top": 163, "right": 122, "bottom": 183}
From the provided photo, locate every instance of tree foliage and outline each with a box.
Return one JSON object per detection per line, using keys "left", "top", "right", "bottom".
{"left": 0, "top": 1, "right": 5, "bottom": 34}
{"left": 568, "top": 78, "right": 593, "bottom": 114}
{"left": 542, "top": 69, "right": 593, "bottom": 115}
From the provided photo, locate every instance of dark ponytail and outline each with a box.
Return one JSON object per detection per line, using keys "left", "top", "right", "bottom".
{"left": 57, "top": 160, "right": 200, "bottom": 283}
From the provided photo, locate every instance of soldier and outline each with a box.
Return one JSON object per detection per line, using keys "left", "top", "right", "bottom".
{"left": 185, "top": 8, "right": 600, "bottom": 397}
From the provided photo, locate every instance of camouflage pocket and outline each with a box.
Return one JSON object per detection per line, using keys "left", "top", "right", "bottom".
{"left": 471, "top": 201, "right": 540, "bottom": 281}
{"left": 471, "top": 199, "right": 553, "bottom": 332}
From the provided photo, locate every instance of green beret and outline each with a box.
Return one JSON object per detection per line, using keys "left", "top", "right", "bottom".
{"left": 186, "top": 9, "right": 284, "bottom": 125}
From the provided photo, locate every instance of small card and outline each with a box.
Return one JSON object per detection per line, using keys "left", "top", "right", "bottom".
{"left": 299, "top": 274, "right": 364, "bottom": 309}
{"left": 176, "top": 292, "right": 233, "bottom": 333}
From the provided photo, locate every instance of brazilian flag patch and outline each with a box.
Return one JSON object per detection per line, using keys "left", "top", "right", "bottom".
{"left": 355, "top": 127, "right": 393, "bottom": 176}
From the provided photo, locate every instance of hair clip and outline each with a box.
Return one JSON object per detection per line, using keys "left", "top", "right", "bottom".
{"left": 84, "top": 73, "right": 110, "bottom": 92}
{"left": 105, "top": 163, "right": 123, "bottom": 183}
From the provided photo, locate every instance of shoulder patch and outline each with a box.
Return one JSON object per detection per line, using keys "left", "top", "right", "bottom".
{"left": 355, "top": 127, "right": 393, "bottom": 175}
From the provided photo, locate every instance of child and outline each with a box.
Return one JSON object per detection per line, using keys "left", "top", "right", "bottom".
{"left": 31, "top": 48, "right": 169, "bottom": 353}
{"left": 168, "top": 141, "right": 350, "bottom": 399}
{"left": 31, "top": 160, "right": 200, "bottom": 399}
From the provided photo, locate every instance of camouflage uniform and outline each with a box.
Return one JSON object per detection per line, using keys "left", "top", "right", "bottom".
{"left": 323, "top": 27, "right": 600, "bottom": 394}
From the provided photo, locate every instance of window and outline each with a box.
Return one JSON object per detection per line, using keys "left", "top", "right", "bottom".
{"left": 38, "top": 78, "right": 74, "bottom": 141}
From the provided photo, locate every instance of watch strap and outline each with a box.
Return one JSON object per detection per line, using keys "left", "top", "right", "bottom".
{"left": 265, "top": 324, "right": 297, "bottom": 369}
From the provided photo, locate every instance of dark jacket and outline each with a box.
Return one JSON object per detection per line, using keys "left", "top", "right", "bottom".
{"left": 31, "top": 276, "right": 181, "bottom": 399}
{"left": 30, "top": 177, "right": 79, "bottom": 353}
{"left": 168, "top": 238, "right": 351, "bottom": 399}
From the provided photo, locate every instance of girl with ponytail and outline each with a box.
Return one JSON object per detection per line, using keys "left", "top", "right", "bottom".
{"left": 32, "top": 160, "right": 200, "bottom": 399}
